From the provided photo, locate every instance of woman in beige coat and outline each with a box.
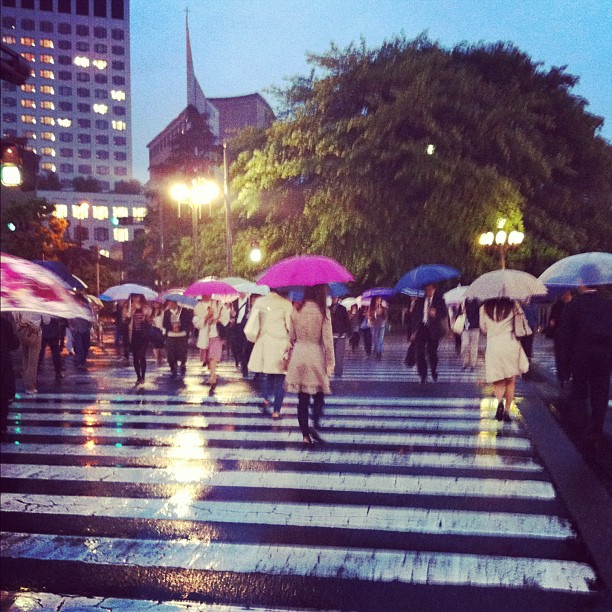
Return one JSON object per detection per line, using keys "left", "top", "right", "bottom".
{"left": 480, "top": 298, "right": 529, "bottom": 422}
{"left": 285, "top": 284, "right": 335, "bottom": 444}
{"left": 244, "top": 290, "right": 294, "bottom": 418}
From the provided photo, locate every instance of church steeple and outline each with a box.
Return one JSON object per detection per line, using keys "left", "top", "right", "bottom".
{"left": 185, "top": 10, "right": 208, "bottom": 113}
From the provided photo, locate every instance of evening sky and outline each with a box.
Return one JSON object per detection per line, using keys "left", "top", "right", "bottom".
{"left": 131, "top": 0, "right": 612, "bottom": 182}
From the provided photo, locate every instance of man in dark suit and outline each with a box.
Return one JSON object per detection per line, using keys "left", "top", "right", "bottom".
{"left": 557, "top": 266, "right": 612, "bottom": 447}
{"left": 330, "top": 297, "right": 351, "bottom": 377}
{"left": 229, "top": 293, "right": 250, "bottom": 377}
{"left": 411, "top": 283, "right": 448, "bottom": 383}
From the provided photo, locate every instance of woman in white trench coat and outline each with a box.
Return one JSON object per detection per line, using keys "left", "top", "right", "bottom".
{"left": 480, "top": 298, "right": 529, "bottom": 422}
{"left": 244, "top": 290, "right": 294, "bottom": 418}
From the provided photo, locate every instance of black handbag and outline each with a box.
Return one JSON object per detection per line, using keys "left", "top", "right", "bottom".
{"left": 405, "top": 341, "right": 417, "bottom": 367}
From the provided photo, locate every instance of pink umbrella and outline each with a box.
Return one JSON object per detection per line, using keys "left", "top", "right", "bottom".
{"left": 0, "top": 253, "right": 93, "bottom": 320}
{"left": 257, "top": 255, "right": 354, "bottom": 288}
{"left": 184, "top": 279, "right": 239, "bottom": 298}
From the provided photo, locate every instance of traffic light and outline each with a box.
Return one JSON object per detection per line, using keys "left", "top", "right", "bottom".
{"left": 1, "top": 141, "right": 23, "bottom": 187}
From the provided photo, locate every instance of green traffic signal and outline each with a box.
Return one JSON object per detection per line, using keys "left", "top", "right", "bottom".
{"left": 7, "top": 222, "right": 16, "bottom": 231}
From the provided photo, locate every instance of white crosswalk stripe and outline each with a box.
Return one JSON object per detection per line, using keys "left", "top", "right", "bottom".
{"left": 1, "top": 384, "right": 603, "bottom": 609}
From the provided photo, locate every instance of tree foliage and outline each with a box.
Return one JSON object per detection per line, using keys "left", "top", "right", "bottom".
{"left": 231, "top": 36, "right": 611, "bottom": 286}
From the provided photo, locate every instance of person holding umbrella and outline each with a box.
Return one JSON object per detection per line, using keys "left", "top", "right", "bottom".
{"left": 162, "top": 300, "right": 193, "bottom": 379}
{"left": 368, "top": 296, "right": 389, "bottom": 361}
{"left": 480, "top": 298, "right": 530, "bottom": 422}
{"left": 556, "top": 265, "right": 612, "bottom": 447}
{"left": 122, "top": 293, "right": 152, "bottom": 385}
{"left": 410, "top": 283, "right": 448, "bottom": 383}
{"left": 285, "top": 284, "right": 335, "bottom": 444}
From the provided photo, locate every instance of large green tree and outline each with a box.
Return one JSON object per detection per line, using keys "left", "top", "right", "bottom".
{"left": 231, "top": 36, "right": 611, "bottom": 286}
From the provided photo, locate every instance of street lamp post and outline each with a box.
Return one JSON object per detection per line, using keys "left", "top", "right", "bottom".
{"left": 223, "top": 142, "right": 233, "bottom": 276}
{"left": 170, "top": 179, "right": 220, "bottom": 277}
{"left": 479, "top": 218, "right": 524, "bottom": 269}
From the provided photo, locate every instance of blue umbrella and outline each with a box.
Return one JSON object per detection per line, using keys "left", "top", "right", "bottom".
{"left": 279, "top": 282, "right": 350, "bottom": 302}
{"left": 538, "top": 252, "right": 612, "bottom": 287}
{"left": 361, "top": 287, "right": 395, "bottom": 299}
{"left": 161, "top": 292, "right": 198, "bottom": 309}
{"left": 395, "top": 264, "right": 460, "bottom": 292}
{"left": 33, "top": 260, "right": 87, "bottom": 291}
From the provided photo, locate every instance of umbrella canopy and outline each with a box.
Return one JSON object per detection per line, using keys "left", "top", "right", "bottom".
{"left": 465, "top": 269, "right": 547, "bottom": 302}
{"left": 1, "top": 253, "right": 93, "bottom": 320}
{"left": 443, "top": 285, "right": 467, "bottom": 305}
{"left": 257, "top": 255, "right": 353, "bottom": 288}
{"left": 221, "top": 276, "right": 270, "bottom": 295}
{"left": 86, "top": 294, "right": 104, "bottom": 309}
{"left": 395, "top": 264, "right": 460, "bottom": 292}
{"left": 280, "top": 282, "right": 350, "bottom": 302}
{"left": 538, "top": 252, "right": 612, "bottom": 287}
{"left": 184, "top": 279, "right": 239, "bottom": 298}
{"left": 161, "top": 292, "right": 198, "bottom": 308}
{"left": 33, "top": 260, "right": 88, "bottom": 291}
{"left": 100, "top": 283, "right": 158, "bottom": 301}
{"left": 341, "top": 297, "right": 360, "bottom": 309}
{"left": 362, "top": 287, "right": 395, "bottom": 299}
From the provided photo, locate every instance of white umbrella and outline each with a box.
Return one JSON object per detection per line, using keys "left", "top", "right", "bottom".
{"left": 341, "top": 297, "right": 360, "bottom": 309}
{"left": 465, "top": 269, "right": 547, "bottom": 302}
{"left": 443, "top": 285, "right": 467, "bottom": 305}
{"left": 538, "top": 252, "right": 612, "bottom": 287}
{"left": 221, "top": 276, "right": 270, "bottom": 295}
{"left": 100, "top": 283, "right": 158, "bottom": 301}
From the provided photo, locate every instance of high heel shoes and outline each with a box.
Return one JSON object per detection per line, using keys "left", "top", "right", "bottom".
{"left": 495, "top": 401, "right": 504, "bottom": 421}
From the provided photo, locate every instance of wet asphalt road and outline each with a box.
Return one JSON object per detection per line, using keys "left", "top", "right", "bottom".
{"left": 1, "top": 333, "right": 611, "bottom": 611}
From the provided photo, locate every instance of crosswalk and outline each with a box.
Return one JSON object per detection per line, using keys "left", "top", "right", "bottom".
{"left": 1, "top": 388, "right": 604, "bottom": 610}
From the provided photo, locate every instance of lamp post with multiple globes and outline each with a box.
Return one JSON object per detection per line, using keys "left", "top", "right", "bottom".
{"left": 478, "top": 218, "right": 524, "bottom": 269}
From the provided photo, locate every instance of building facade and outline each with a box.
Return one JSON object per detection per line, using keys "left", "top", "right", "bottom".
{"left": 39, "top": 188, "right": 147, "bottom": 258}
{"left": 0, "top": 0, "right": 132, "bottom": 191}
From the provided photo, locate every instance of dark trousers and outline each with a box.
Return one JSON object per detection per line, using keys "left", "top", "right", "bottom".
{"left": 230, "top": 325, "right": 247, "bottom": 372}
{"left": 349, "top": 331, "right": 360, "bottom": 352}
{"left": 297, "top": 391, "right": 324, "bottom": 436}
{"left": 262, "top": 373, "right": 286, "bottom": 413}
{"left": 361, "top": 328, "right": 372, "bottom": 356}
{"left": 571, "top": 362, "right": 610, "bottom": 437}
{"left": 243, "top": 341, "right": 254, "bottom": 373}
{"left": 73, "top": 330, "right": 90, "bottom": 368}
{"left": 39, "top": 336, "right": 62, "bottom": 375}
{"left": 166, "top": 335, "right": 188, "bottom": 374}
{"left": 415, "top": 324, "right": 440, "bottom": 380}
{"left": 130, "top": 332, "right": 148, "bottom": 379}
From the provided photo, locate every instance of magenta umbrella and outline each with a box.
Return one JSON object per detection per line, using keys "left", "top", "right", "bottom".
{"left": 257, "top": 255, "right": 354, "bottom": 288}
{"left": 184, "top": 279, "right": 239, "bottom": 298}
{"left": 0, "top": 253, "right": 93, "bottom": 320}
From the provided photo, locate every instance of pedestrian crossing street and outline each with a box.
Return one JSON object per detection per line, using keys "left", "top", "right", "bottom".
{"left": 1, "top": 391, "right": 603, "bottom": 610}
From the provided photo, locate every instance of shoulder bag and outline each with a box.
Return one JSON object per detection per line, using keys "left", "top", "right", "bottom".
{"left": 513, "top": 305, "right": 532, "bottom": 338}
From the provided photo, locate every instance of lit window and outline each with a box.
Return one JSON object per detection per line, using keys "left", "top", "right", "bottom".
{"left": 57, "top": 118, "right": 72, "bottom": 127}
{"left": 20, "top": 37, "right": 35, "bottom": 47}
{"left": 20, "top": 52, "right": 35, "bottom": 63}
{"left": 41, "top": 147, "right": 56, "bottom": 157}
{"left": 40, "top": 116, "right": 55, "bottom": 126}
{"left": 41, "top": 162, "right": 56, "bottom": 172}
{"left": 132, "top": 207, "right": 147, "bottom": 221}
{"left": 40, "top": 85, "right": 55, "bottom": 95}
{"left": 72, "top": 203, "right": 89, "bottom": 219}
{"left": 92, "top": 59, "right": 107, "bottom": 70}
{"left": 40, "top": 132, "right": 55, "bottom": 141}
{"left": 39, "top": 70, "right": 55, "bottom": 79}
{"left": 113, "top": 227, "right": 128, "bottom": 242}
{"left": 2, "top": 35, "right": 17, "bottom": 45}
{"left": 110, "top": 90, "right": 126, "bottom": 101}
{"left": 99, "top": 249, "right": 110, "bottom": 257}
{"left": 74, "top": 56, "right": 90, "bottom": 68}
{"left": 93, "top": 206, "right": 109, "bottom": 220}
{"left": 21, "top": 115, "right": 36, "bottom": 124}
{"left": 21, "top": 99, "right": 36, "bottom": 108}
{"left": 112, "top": 120, "right": 126, "bottom": 131}
{"left": 113, "top": 206, "right": 129, "bottom": 218}
{"left": 93, "top": 103, "right": 108, "bottom": 115}
{"left": 21, "top": 83, "right": 35, "bottom": 93}
{"left": 40, "top": 54, "right": 54, "bottom": 64}
{"left": 53, "top": 204, "right": 68, "bottom": 218}
{"left": 40, "top": 101, "right": 55, "bottom": 110}
{"left": 40, "top": 39, "right": 54, "bottom": 49}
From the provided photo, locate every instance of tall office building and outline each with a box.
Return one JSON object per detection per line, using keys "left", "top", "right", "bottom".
{"left": 1, "top": 0, "right": 132, "bottom": 191}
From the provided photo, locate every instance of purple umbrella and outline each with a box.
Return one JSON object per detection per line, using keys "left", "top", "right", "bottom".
{"left": 257, "top": 255, "right": 353, "bottom": 288}
{"left": 184, "top": 279, "right": 239, "bottom": 298}
{"left": 361, "top": 287, "right": 395, "bottom": 299}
